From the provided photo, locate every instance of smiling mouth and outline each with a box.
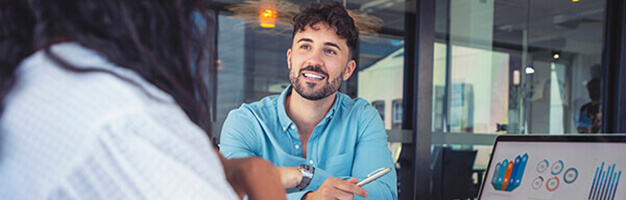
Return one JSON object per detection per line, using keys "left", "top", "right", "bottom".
{"left": 302, "top": 73, "right": 325, "bottom": 81}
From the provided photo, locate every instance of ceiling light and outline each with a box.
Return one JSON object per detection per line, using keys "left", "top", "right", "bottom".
{"left": 259, "top": 9, "right": 277, "bottom": 28}
{"left": 227, "top": 0, "right": 383, "bottom": 36}
{"left": 552, "top": 50, "right": 561, "bottom": 60}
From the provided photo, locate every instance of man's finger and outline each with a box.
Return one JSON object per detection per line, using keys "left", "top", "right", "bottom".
{"left": 332, "top": 178, "right": 368, "bottom": 198}
{"left": 346, "top": 177, "right": 358, "bottom": 184}
{"left": 333, "top": 189, "right": 356, "bottom": 200}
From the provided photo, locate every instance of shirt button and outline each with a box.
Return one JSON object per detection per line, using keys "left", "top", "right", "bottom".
{"left": 291, "top": 125, "right": 296, "bottom": 130}
{"left": 295, "top": 144, "right": 300, "bottom": 149}
{"left": 309, "top": 160, "right": 314, "bottom": 165}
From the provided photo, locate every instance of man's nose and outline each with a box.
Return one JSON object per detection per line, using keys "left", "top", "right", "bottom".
{"left": 305, "top": 50, "right": 324, "bottom": 67}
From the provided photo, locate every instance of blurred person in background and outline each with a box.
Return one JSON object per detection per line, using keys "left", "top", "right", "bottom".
{"left": 0, "top": 0, "right": 285, "bottom": 199}
{"left": 577, "top": 78, "right": 602, "bottom": 133}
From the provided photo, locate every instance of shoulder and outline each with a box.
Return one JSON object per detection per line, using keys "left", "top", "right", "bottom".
{"left": 4, "top": 43, "right": 177, "bottom": 135}
{"left": 335, "top": 92, "right": 378, "bottom": 118}
{"left": 334, "top": 93, "right": 384, "bottom": 138}
{"left": 227, "top": 94, "right": 280, "bottom": 122}
{"left": 579, "top": 102, "right": 592, "bottom": 112}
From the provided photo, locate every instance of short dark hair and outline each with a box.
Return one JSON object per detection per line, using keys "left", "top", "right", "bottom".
{"left": 292, "top": 2, "right": 358, "bottom": 59}
{"left": 587, "top": 78, "right": 601, "bottom": 101}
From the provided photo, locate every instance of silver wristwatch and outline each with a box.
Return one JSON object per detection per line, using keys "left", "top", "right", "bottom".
{"left": 296, "top": 164, "right": 315, "bottom": 190}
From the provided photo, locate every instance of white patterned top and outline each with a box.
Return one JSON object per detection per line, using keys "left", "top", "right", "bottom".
{"left": 0, "top": 43, "right": 238, "bottom": 200}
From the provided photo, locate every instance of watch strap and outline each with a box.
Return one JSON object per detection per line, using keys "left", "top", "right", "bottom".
{"left": 296, "top": 164, "right": 315, "bottom": 190}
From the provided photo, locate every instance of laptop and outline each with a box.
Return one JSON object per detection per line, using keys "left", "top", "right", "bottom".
{"left": 478, "top": 135, "right": 626, "bottom": 200}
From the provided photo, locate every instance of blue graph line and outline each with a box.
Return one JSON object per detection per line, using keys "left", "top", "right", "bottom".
{"left": 601, "top": 164, "right": 612, "bottom": 200}
{"left": 604, "top": 164, "right": 615, "bottom": 200}
{"left": 608, "top": 170, "right": 616, "bottom": 200}
{"left": 594, "top": 164, "right": 605, "bottom": 200}
{"left": 611, "top": 171, "right": 620, "bottom": 200}
{"left": 600, "top": 167, "right": 607, "bottom": 200}
{"left": 590, "top": 166, "right": 600, "bottom": 200}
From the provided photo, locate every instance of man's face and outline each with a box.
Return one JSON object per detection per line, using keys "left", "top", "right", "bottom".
{"left": 287, "top": 22, "right": 356, "bottom": 101}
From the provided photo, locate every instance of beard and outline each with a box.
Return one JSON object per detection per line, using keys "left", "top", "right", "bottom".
{"left": 288, "top": 63, "right": 344, "bottom": 101}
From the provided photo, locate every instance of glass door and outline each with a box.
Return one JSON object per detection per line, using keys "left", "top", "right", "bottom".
{"left": 430, "top": 0, "right": 606, "bottom": 199}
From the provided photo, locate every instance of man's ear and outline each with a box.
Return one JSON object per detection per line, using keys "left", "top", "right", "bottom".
{"left": 343, "top": 60, "right": 356, "bottom": 80}
{"left": 286, "top": 48, "right": 292, "bottom": 70}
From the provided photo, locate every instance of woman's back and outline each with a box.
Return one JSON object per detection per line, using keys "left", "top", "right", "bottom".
{"left": 0, "top": 43, "right": 237, "bottom": 199}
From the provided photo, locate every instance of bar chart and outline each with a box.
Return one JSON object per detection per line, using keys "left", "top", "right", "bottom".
{"left": 588, "top": 162, "right": 621, "bottom": 200}
{"left": 491, "top": 153, "right": 528, "bottom": 192}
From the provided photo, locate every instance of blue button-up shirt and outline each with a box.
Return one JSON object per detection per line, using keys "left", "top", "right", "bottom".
{"left": 219, "top": 86, "right": 397, "bottom": 200}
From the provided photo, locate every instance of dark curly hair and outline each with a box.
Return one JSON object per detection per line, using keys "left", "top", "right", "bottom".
{"left": 0, "top": 0, "right": 215, "bottom": 134}
{"left": 292, "top": 2, "right": 358, "bottom": 59}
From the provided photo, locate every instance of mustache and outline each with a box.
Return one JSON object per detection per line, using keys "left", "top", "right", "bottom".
{"left": 299, "top": 65, "right": 328, "bottom": 77}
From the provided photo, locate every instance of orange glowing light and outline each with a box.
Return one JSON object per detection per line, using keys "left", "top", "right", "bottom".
{"left": 259, "top": 9, "right": 277, "bottom": 28}
{"left": 572, "top": 0, "right": 579, "bottom": 2}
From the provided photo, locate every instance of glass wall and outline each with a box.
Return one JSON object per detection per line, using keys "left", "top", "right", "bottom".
{"left": 431, "top": 0, "right": 606, "bottom": 199}
{"left": 207, "top": 0, "right": 616, "bottom": 199}
{"left": 214, "top": 9, "right": 293, "bottom": 139}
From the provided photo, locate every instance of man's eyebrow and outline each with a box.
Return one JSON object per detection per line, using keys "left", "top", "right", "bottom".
{"left": 296, "top": 38, "right": 342, "bottom": 51}
{"left": 297, "top": 38, "right": 313, "bottom": 43}
{"left": 324, "top": 42, "right": 341, "bottom": 51}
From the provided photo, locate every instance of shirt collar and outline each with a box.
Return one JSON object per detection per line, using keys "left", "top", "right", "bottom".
{"left": 277, "top": 85, "right": 340, "bottom": 131}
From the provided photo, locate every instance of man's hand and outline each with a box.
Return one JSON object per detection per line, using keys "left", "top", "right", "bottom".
{"left": 302, "top": 177, "right": 368, "bottom": 200}
{"left": 278, "top": 166, "right": 302, "bottom": 188}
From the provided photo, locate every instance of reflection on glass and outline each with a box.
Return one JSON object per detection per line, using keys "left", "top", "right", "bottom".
{"left": 577, "top": 78, "right": 601, "bottom": 133}
{"left": 431, "top": 0, "right": 607, "bottom": 198}
{"left": 372, "top": 100, "right": 385, "bottom": 121}
{"left": 215, "top": 12, "right": 293, "bottom": 139}
{"left": 392, "top": 99, "right": 403, "bottom": 130}
{"left": 432, "top": 0, "right": 606, "bottom": 135}
{"left": 216, "top": 14, "right": 246, "bottom": 136}
{"left": 358, "top": 36, "right": 404, "bottom": 130}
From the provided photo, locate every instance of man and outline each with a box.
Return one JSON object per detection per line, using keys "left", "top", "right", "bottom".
{"left": 220, "top": 2, "right": 397, "bottom": 200}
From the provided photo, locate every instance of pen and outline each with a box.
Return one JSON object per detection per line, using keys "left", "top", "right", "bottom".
{"left": 356, "top": 167, "right": 392, "bottom": 187}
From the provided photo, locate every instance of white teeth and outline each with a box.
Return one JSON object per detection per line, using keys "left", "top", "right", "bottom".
{"left": 304, "top": 73, "right": 323, "bottom": 79}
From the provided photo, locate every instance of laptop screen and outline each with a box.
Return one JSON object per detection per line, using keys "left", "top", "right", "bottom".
{"left": 478, "top": 135, "right": 626, "bottom": 200}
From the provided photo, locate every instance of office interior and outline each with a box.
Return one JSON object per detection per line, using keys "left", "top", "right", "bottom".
{"left": 204, "top": 0, "right": 626, "bottom": 199}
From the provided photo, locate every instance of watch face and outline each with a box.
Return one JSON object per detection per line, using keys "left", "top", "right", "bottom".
{"left": 299, "top": 164, "right": 314, "bottom": 177}
{"left": 297, "top": 164, "right": 314, "bottom": 190}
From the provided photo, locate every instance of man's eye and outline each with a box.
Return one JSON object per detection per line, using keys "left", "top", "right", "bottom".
{"left": 301, "top": 45, "right": 311, "bottom": 50}
{"left": 325, "top": 49, "right": 336, "bottom": 55}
